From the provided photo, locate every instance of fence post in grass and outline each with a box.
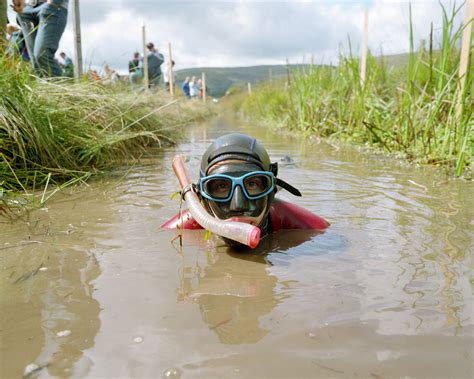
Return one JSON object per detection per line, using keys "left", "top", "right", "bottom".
{"left": 456, "top": 0, "right": 473, "bottom": 120}
{"left": 248, "top": 82, "right": 252, "bottom": 94}
{"left": 359, "top": 8, "right": 369, "bottom": 87}
{"left": 202, "top": 72, "right": 206, "bottom": 101}
{"left": 168, "top": 42, "right": 174, "bottom": 98}
{"left": 0, "top": 0, "right": 7, "bottom": 47}
{"left": 269, "top": 68, "right": 272, "bottom": 82}
{"left": 142, "top": 23, "right": 149, "bottom": 93}
{"left": 71, "top": 0, "right": 83, "bottom": 81}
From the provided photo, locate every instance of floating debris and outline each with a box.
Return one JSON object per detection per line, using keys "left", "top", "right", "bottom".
{"left": 162, "top": 367, "right": 182, "bottom": 378}
{"left": 56, "top": 330, "right": 71, "bottom": 337}
{"left": 23, "top": 363, "right": 40, "bottom": 377}
{"left": 133, "top": 336, "right": 143, "bottom": 344}
{"left": 23, "top": 363, "right": 49, "bottom": 377}
{"left": 39, "top": 267, "right": 48, "bottom": 272}
{"left": 306, "top": 332, "right": 316, "bottom": 339}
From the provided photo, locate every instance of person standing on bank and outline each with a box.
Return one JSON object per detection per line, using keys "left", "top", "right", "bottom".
{"left": 128, "top": 51, "right": 142, "bottom": 85}
{"left": 11, "top": 0, "right": 68, "bottom": 77}
{"left": 59, "top": 51, "right": 73, "bottom": 77}
{"left": 145, "top": 42, "right": 164, "bottom": 89}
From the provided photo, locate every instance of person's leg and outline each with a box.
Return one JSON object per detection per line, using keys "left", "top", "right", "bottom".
{"left": 17, "top": 6, "right": 40, "bottom": 69}
{"left": 34, "top": 3, "right": 68, "bottom": 76}
{"left": 149, "top": 75, "right": 161, "bottom": 91}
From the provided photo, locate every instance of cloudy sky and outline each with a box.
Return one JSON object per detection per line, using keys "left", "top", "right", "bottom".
{"left": 8, "top": 0, "right": 465, "bottom": 74}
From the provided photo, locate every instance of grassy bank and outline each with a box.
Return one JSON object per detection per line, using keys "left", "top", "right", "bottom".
{"left": 239, "top": 5, "right": 472, "bottom": 177}
{"left": 0, "top": 53, "right": 210, "bottom": 208}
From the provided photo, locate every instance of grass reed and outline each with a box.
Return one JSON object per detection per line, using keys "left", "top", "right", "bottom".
{"left": 0, "top": 52, "right": 210, "bottom": 209}
{"left": 240, "top": 4, "right": 472, "bottom": 176}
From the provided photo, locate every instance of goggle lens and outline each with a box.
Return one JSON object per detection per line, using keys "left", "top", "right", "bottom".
{"left": 203, "top": 177, "right": 232, "bottom": 199}
{"left": 243, "top": 174, "right": 272, "bottom": 196}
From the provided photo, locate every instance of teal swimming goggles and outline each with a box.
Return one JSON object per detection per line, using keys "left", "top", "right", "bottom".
{"left": 199, "top": 171, "right": 276, "bottom": 202}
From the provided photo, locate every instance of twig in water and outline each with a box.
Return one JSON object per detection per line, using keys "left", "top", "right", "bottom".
{"left": 408, "top": 179, "right": 428, "bottom": 192}
{"left": 0, "top": 241, "right": 41, "bottom": 251}
{"left": 14, "top": 262, "right": 44, "bottom": 284}
{"left": 311, "top": 360, "right": 345, "bottom": 374}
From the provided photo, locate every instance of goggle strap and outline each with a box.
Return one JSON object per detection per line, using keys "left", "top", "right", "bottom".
{"left": 276, "top": 178, "right": 302, "bottom": 197}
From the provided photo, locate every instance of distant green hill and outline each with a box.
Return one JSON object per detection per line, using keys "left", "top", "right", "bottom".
{"left": 174, "top": 53, "right": 411, "bottom": 98}
{"left": 175, "top": 65, "right": 307, "bottom": 98}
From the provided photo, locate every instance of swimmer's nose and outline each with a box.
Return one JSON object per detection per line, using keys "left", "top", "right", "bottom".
{"left": 229, "top": 186, "right": 249, "bottom": 212}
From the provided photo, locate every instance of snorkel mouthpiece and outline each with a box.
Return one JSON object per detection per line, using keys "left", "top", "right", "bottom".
{"left": 172, "top": 155, "right": 262, "bottom": 248}
{"left": 248, "top": 227, "right": 261, "bottom": 248}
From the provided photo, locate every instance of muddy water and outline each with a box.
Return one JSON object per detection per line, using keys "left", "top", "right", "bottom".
{"left": 1, "top": 115, "right": 473, "bottom": 378}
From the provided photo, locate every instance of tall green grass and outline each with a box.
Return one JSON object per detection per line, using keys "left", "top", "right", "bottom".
{"left": 0, "top": 51, "right": 209, "bottom": 206}
{"left": 240, "top": 4, "right": 472, "bottom": 176}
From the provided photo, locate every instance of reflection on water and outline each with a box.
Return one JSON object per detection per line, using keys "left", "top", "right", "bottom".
{"left": 176, "top": 231, "right": 329, "bottom": 345}
{"left": 1, "top": 115, "right": 473, "bottom": 378}
{"left": 0, "top": 191, "right": 106, "bottom": 378}
{"left": 178, "top": 249, "right": 277, "bottom": 344}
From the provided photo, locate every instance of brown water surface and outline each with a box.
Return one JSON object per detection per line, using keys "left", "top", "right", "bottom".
{"left": 1, "top": 116, "right": 473, "bottom": 378}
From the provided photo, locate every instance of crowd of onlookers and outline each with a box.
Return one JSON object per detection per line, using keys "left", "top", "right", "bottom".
{"left": 127, "top": 45, "right": 209, "bottom": 97}
{"left": 180, "top": 76, "right": 208, "bottom": 99}
{"left": 5, "top": 1, "right": 210, "bottom": 97}
{"left": 127, "top": 42, "right": 172, "bottom": 91}
{"left": 6, "top": 20, "right": 75, "bottom": 78}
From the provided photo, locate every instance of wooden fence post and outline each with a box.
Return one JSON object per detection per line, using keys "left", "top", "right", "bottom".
{"left": 248, "top": 82, "right": 252, "bottom": 94}
{"left": 456, "top": 0, "right": 473, "bottom": 119}
{"left": 0, "top": 0, "right": 7, "bottom": 47}
{"left": 71, "top": 0, "right": 83, "bottom": 81}
{"left": 360, "top": 8, "right": 369, "bottom": 86}
{"left": 142, "top": 23, "right": 149, "bottom": 92}
{"left": 202, "top": 72, "right": 206, "bottom": 101}
{"left": 168, "top": 42, "right": 174, "bottom": 98}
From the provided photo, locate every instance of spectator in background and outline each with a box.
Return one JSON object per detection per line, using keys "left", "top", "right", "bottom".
{"left": 145, "top": 42, "right": 164, "bottom": 89}
{"left": 197, "top": 78, "right": 204, "bottom": 98}
{"left": 103, "top": 64, "right": 120, "bottom": 84}
{"left": 128, "top": 51, "right": 142, "bottom": 85}
{"left": 198, "top": 79, "right": 209, "bottom": 99}
{"left": 189, "top": 76, "right": 198, "bottom": 99}
{"left": 181, "top": 76, "right": 190, "bottom": 98}
{"left": 12, "top": 0, "right": 69, "bottom": 77}
{"left": 59, "top": 51, "right": 74, "bottom": 77}
{"left": 88, "top": 70, "right": 101, "bottom": 81}
{"left": 6, "top": 23, "right": 29, "bottom": 61}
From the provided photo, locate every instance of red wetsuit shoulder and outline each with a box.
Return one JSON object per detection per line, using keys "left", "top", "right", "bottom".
{"left": 269, "top": 199, "right": 330, "bottom": 231}
{"left": 161, "top": 210, "right": 203, "bottom": 230}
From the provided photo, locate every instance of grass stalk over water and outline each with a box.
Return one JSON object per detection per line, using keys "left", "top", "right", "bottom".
{"left": 240, "top": 4, "right": 472, "bottom": 176}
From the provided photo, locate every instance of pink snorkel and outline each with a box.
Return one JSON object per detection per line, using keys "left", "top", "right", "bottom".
{"left": 172, "top": 155, "right": 261, "bottom": 248}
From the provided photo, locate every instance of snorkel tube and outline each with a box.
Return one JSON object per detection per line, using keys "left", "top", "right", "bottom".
{"left": 172, "top": 155, "right": 261, "bottom": 248}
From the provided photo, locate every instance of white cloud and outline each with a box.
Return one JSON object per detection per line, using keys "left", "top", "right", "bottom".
{"left": 8, "top": 0, "right": 466, "bottom": 74}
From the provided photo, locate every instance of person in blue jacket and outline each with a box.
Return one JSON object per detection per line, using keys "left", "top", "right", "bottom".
{"left": 145, "top": 42, "right": 164, "bottom": 89}
{"left": 181, "top": 77, "right": 191, "bottom": 98}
